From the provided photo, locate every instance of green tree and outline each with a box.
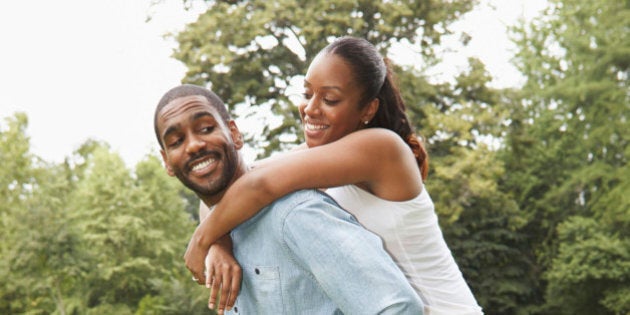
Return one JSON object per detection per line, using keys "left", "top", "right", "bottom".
{"left": 0, "top": 111, "right": 212, "bottom": 314}
{"left": 133, "top": 155, "right": 211, "bottom": 314}
{"left": 68, "top": 144, "right": 204, "bottom": 312}
{"left": 172, "top": 1, "right": 543, "bottom": 313}
{"left": 0, "top": 113, "right": 43, "bottom": 313}
{"left": 174, "top": 0, "right": 475, "bottom": 156}
{"left": 0, "top": 114, "right": 90, "bottom": 314}
{"left": 507, "top": 0, "right": 629, "bottom": 313}
{"left": 0, "top": 113, "right": 34, "bottom": 247}
{"left": 7, "top": 164, "right": 89, "bottom": 314}
{"left": 420, "top": 58, "right": 532, "bottom": 313}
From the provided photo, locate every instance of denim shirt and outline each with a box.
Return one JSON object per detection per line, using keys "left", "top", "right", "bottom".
{"left": 227, "top": 189, "right": 423, "bottom": 315}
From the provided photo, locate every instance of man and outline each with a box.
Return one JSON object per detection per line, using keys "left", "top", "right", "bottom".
{"left": 154, "top": 84, "right": 423, "bottom": 314}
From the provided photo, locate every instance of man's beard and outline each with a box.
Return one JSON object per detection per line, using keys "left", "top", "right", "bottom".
{"left": 173, "top": 145, "right": 238, "bottom": 197}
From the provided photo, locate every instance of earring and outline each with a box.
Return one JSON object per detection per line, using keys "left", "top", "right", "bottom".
{"left": 364, "top": 120, "right": 369, "bottom": 125}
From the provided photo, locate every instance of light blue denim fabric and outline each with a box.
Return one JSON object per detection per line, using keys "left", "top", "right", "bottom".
{"left": 227, "top": 189, "right": 423, "bottom": 315}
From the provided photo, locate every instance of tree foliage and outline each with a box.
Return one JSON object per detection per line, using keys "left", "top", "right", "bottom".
{"left": 0, "top": 114, "right": 210, "bottom": 314}
{"left": 172, "top": 1, "right": 629, "bottom": 313}
{"left": 174, "top": 0, "right": 475, "bottom": 155}
{"left": 1, "top": 0, "right": 628, "bottom": 314}
{"left": 422, "top": 59, "right": 533, "bottom": 313}
{"left": 507, "top": 0, "right": 629, "bottom": 313}
{"left": 173, "top": 1, "right": 535, "bottom": 313}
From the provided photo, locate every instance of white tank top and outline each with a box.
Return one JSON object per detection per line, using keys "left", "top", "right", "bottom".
{"left": 325, "top": 185, "right": 483, "bottom": 315}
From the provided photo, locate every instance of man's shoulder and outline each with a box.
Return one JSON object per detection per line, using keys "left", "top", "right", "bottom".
{"left": 269, "top": 189, "right": 339, "bottom": 210}
{"left": 268, "top": 189, "right": 357, "bottom": 227}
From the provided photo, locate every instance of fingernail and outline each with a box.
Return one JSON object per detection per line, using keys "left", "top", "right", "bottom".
{"left": 209, "top": 303, "right": 214, "bottom": 309}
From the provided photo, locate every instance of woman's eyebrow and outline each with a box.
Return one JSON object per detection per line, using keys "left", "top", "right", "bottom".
{"left": 303, "top": 80, "right": 342, "bottom": 92}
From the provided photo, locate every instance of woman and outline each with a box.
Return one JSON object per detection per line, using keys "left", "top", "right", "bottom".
{"left": 187, "top": 36, "right": 483, "bottom": 315}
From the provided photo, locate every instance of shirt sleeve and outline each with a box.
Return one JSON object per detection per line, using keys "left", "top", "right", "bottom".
{"left": 281, "top": 191, "right": 424, "bottom": 314}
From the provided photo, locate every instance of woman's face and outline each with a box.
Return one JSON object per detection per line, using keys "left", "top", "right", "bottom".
{"left": 299, "top": 53, "right": 370, "bottom": 148}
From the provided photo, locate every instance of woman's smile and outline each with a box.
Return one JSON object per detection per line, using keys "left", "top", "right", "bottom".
{"left": 299, "top": 53, "right": 369, "bottom": 147}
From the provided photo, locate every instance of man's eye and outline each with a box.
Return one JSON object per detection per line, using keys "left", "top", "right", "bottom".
{"left": 168, "top": 137, "right": 183, "bottom": 148}
{"left": 201, "top": 126, "right": 215, "bottom": 133}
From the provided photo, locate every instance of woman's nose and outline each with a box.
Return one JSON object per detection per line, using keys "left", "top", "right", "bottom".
{"left": 303, "top": 96, "right": 320, "bottom": 116}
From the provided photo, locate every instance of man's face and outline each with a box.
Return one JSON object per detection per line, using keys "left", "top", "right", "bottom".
{"left": 157, "top": 95, "right": 242, "bottom": 198}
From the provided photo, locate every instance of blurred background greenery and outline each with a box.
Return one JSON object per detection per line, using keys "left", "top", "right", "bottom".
{"left": 1, "top": 0, "right": 628, "bottom": 314}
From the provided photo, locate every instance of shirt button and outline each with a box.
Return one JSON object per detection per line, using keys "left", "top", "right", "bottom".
{"left": 234, "top": 306, "right": 238, "bottom": 313}
{"left": 255, "top": 268, "right": 260, "bottom": 275}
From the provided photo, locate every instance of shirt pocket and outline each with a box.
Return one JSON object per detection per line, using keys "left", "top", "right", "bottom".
{"left": 241, "top": 265, "right": 283, "bottom": 313}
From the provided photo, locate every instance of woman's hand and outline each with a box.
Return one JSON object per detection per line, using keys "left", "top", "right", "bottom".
{"left": 204, "top": 235, "right": 242, "bottom": 314}
{"left": 184, "top": 231, "right": 209, "bottom": 285}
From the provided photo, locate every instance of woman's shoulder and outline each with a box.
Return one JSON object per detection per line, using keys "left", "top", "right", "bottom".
{"left": 344, "top": 128, "right": 408, "bottom": 149}
{"left": 340, "top": 128, "right": 413, "bottom": 162}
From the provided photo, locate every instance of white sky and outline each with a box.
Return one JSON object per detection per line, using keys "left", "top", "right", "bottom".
{"left": 0, "top": 0, "right": 547, "bottom": 167}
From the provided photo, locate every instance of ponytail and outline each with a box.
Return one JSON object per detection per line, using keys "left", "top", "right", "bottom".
{"left": 325, "top": 37, "right": 429, "bottom": 180}
{"left": 406, "top": 134, "right": 429, "bottom": 181}
{"left": 370, "top": 59, "right": 429, "bottom": 180}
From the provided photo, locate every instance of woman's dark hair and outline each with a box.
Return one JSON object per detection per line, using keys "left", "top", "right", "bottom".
{"left": 322, "top": 36, "right": 429, "bottom": 180}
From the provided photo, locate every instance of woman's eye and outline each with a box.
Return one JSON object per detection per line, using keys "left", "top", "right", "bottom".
{"left": 302, "top": 93, "right": 312, "bottom": 100}
{"left": 324, "top": 98, "right": 340, "bottom": 105}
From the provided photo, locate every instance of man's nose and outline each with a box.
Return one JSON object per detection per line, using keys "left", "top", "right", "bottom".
{"left": 185, "top": 134, "right": 204, "bottom": 155}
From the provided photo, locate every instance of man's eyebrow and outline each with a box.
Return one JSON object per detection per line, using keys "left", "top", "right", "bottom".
{"left": 191, "top": 111, "right": 215, "bottom": 122}
{"left": 162, "top": 124, "right": 180, "bottom": 141}
{"left": 162, "top": 111, "right": 217, "bottom": 141}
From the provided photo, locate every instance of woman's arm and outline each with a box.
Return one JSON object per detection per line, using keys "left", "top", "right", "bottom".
{"left": 190, "top": 128, "right": 422, "bottom": 250}
{"left": 205, "top": 235, "right": 240, "bottom": 313}
{"left": 196, "top": 202, "right": 241, "bottom": 313}
{"left": 247, "top": 142, "right": 308, "bottom": 169}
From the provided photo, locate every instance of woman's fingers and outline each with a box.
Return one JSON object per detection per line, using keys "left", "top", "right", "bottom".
{"left": 216, "top": 276, "right": 231, "bottom": 314}
{"left": 204, "top": 236, "right": 241, "bottom": 313}
{"left": 225, "top": 267, "right": 242, "bottom": 311}
{"left": 184, "top": 238, "right": 209, "bottom": 285}
{"left": 207, "top": 263, "right": 242, "bottom": 314}
{"left": 204, "top": 266, "right": 213, "bottom": 288}
{"left": 208, "top": 273, "right": 221, "bottom": 311}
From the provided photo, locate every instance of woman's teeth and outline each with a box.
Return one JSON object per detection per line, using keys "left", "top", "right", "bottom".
{"left": 306, "top": 123, "right": 327, "bottom": 130}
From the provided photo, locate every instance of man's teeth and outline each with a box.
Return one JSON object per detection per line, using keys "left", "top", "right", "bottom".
{"left": 192, "top": 159, "right": 214, "bottom": 172}
{"left": 306, "top": 122, "right": 327, "bottom": 130}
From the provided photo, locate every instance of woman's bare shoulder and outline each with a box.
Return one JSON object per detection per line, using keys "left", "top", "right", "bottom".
{"left": 341, "top": 128, "right": 409, "bottom": 152}
{"left": 290, "top": 143, "right": 309, "bottom": 151}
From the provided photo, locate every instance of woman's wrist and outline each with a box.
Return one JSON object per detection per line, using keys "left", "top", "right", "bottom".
{"left": 193, "top": 224, "right": 214, "bottom": 250}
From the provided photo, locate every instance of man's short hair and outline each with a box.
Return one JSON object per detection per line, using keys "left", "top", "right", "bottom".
{"left": 154, "top": 84, "right": 231, "bottom": 149}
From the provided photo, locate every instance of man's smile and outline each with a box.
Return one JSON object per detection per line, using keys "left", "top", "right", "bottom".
{"left": 187, "top": 154, "right": 219, "bottom": 175}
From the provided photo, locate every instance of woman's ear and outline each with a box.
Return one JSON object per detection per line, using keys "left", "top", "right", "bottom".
{"left": 362, "top": 98, "right": 380, "bottom": 123}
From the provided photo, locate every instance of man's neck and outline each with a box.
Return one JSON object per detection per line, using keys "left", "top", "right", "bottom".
{"left": 200, "top": 157, "right": 249, "bottom": 207}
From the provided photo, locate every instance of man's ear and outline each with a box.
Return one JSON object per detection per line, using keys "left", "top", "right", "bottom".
{"left": 160, "top": 149, "right": 175, "bottom": 176}
{"left": 228, "top": 120, "right": 244, "bottom": 149}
